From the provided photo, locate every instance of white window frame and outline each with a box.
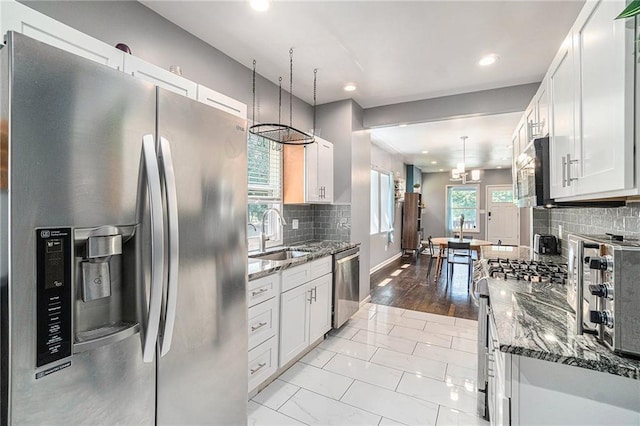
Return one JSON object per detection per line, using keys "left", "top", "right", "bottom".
{"left": 247, "top": 133, "right": 283, "bottom": 251}
{"left": 370, "top": 168, "right": 393, "bottom": 235}
{"left": 446, "top": 184, "right": 480, "bottom": 234}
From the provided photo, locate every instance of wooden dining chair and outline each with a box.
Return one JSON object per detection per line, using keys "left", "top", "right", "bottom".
{"left": 446, "top": 241, "right": 476, "bottom": 291}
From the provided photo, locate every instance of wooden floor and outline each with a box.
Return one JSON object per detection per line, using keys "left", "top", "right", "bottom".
{"left": 369, "top": 252, "right": 479, "bottom": 321}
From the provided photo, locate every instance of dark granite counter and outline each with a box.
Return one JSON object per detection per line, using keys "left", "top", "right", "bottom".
{"left": 480, "top": 246, "right": 640, "bottom": 380}
{"left": 248, "top": 240, "right": 359, "bottom": 281}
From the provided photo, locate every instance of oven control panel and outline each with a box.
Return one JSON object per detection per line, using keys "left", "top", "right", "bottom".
{"left": 36, "top": 228, "right": 72, "bottom": 367}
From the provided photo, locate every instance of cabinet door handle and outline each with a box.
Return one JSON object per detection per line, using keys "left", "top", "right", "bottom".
{"left": 308, "top": 289, "right": 314, "bottom": 303}
{"left": 251, "top": 287, "right": 269, "bottom": 297}
{"left": 250, "top": 362, "right": 267, "bottom": 375}
{"left": 251, "top": 321, "right": 268, "bottom": 332}
{"left": 312, "top": 286, "right": 317, "bottom": 302}
{"left": 567, "top": 153, "right": 578, "bottom": 186}
{"left": 562, "top": 156, "right": 567, "bottom": 187}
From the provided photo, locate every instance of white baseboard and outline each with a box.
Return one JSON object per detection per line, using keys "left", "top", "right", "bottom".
{"left": 359, "top": 295, "right": 371, "bottom": 309}
{"left": 369, "top": 252, "right": 402, "bottom": 274}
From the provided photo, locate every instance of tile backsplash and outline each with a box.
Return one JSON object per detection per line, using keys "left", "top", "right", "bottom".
{"left": 282, "top": 204, "right": 351, "bottom": 245}
{"left": 532, "top": 205, "right": 640, "bottom": 257}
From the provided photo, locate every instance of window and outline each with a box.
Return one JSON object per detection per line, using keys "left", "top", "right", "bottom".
{"left": 370, "top": 169, "right": 393, "bottom": 235}
{"left": 491, "top": 189, "right": 514, "bottom": 203}
{"left": 247, "top": 134, "right": 283, "bottom": 251}
{"left": 447, "top": 185, "right": 479, "bottom": 232}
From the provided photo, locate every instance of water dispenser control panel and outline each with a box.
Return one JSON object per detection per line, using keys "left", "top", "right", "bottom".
{"left": 36, "top": 228, "right": 72, "bottom": 367}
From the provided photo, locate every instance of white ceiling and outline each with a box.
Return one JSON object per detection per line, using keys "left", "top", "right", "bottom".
{"left": 371, "top": 112, "right": 522, "bottom": 172}
{"left": 142, "top": 0, "right": 584, "bottom": 170}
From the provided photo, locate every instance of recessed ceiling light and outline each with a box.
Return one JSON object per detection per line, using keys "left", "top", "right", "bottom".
{"left": 344, "top": 83, "right": 357, "bottom": 92}
{"left": 479, "top": 54, "right": 499, "bottom": 66}
{"left": 431, "top": 161, "right": 437, "bottom": 164}
{"left": 421, "top": 150, "right": 428, "bottom": 154}
{"left": 399, "top": 124, "right": 408, "bottom": 128}
{"left": 439, "top": 169, "right": 444, "bottom": 172}
{"left": 497, "top": 166, "right": 503, "bottom": 169}
{"left": 249, "top": 0, "right": 270, "bottom": 12}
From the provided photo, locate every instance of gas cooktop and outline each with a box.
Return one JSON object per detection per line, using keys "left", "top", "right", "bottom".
{"left": 487, "top": 258, "right": 568, "bottom": 285}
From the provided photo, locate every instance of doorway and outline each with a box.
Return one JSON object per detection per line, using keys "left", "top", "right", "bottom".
{"left": 486, "top": 185, "right": 519, "bottom": 245}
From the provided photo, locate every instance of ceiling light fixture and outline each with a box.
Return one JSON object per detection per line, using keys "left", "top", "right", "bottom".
{"left": 249, "top": 0, "right": 271, "bottom": 12}
{"left": 431, "top": 161, "right": 437, "bottom": 164}
{"left": 450, "top": 136, "right": 481, "bottom": 184}
{"left": 421, "top": 150, "right": 429, "bottom": 154}
{"left": 497, "top": 166, "right": 503, "bottom": 169}
{"left": 344, "top": 83, "right": 357, "bottom": 92}
{"left": 479, "top": 54, "right": 499, "bottom": 66}
{"left": 399, "top": 124, "right": 408, "bottom": 128}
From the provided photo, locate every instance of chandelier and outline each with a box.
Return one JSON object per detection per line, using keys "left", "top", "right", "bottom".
{"left": 450, "top": 136, "right": 481, "bottom": 184}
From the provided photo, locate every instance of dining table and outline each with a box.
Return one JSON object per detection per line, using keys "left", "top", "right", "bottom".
{"left": 429, "top": 237, "right": 493, "bottom": 282}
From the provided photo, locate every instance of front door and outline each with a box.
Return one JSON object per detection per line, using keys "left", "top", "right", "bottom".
{"left": 486, "top": 186, "right": 519, "bottom": 246}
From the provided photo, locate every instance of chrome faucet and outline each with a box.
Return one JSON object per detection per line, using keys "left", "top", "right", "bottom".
{"left": 259, "top": 208, "right": 287, "bottom": 253}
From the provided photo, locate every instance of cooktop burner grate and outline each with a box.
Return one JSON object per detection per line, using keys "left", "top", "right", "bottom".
{"left": 487, "top": 258, "right": 568, "bottom": 285}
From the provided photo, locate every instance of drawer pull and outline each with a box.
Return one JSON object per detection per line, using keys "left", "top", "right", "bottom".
{"left": 251, "top": 321, "right": 268, "bottom": 332}
{"left": 251, "top": 288, "right": 269, "bottom": 297}
{"left": 250, "top": 362, "right": 267, "bottom": 375}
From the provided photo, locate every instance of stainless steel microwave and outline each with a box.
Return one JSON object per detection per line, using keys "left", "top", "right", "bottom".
{"left": 515, "top": 138, "right": 624, "bottom": 208}
{"left": 515, "top": 137, "right": 550, "bottom": 208}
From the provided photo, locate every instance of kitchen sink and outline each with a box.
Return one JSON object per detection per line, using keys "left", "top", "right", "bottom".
{"left": 249, "top": 249, "right": 310, "bottom": 261}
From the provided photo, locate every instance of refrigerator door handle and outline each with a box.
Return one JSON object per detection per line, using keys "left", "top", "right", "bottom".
{"left": 158, "top": 137, "right": 180, "bottom": 357}
{"left": 140, "top": 134, "right": 165, "bottom": 363}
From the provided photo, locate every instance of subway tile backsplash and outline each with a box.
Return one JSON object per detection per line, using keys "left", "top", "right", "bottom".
{"left": 282, "top": 204, "right": 351, "bottom": 245}
{"left": 532, "top": 204, "right": 640, "bottom": 257}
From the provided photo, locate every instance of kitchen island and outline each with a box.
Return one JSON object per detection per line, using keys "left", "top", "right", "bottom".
{"left": 479, "top": 245, "right": 640, "bottom": 425}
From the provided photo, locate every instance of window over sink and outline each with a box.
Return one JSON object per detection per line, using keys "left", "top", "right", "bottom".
{"left": 247, "top": 134, "right": 283, "bottom": 251}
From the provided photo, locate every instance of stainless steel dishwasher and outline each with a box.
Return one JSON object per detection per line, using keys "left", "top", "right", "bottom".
{"left": 333, "top": 247, "right": 360, "bottom": 328}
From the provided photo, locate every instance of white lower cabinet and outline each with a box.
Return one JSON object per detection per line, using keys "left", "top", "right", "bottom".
{"left": 248, "top": 256, "right": 333, "bottom": 393}
{"left": 279, "top": 258, "right": 333, "bottom": 368}
{"left": 247, "top": 274, "right": 280, "bottom": 394}
{"left": 248, "top": 336, "right": 278, "bottom": 393}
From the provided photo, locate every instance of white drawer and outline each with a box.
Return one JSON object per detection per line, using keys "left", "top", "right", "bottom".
{"left": 309, "top": 256, "right": 332, "bottom": 280}
{"left": 248, "top": 297, "right": 278, "bottom": 350}
{"left": 248, "top": 273, "right": 279, "bottom": 307}
{"left": 248, "top": 336, "right": 278, "bottom": 393}
{"left": 281, "top": 262, "right": 311, "bottom": 292}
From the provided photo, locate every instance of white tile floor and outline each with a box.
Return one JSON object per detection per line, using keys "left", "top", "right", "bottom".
{"left": 248, "top": 303, "right": 489, "bottom": 426}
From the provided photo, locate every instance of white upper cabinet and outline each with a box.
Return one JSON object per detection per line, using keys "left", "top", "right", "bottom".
{"left": 284, "top": 137, "right": 334, "bottom": 204}
{"left": 0, "top": 0, "right": 124, "bottom": 70}
{"left": 572, "top": 0, "right": 634, "bottom": 196}
{"left": 123, "top": 55, "right": 197, "bottom": 99}
{"left": 549, "top": 34, "right": 577, "bottom": 199}
{"left": 547, "top": 0, "right": 636, "bottom": 200}
{"left": 196, "top": 85, "right": 247, "bottom": 119}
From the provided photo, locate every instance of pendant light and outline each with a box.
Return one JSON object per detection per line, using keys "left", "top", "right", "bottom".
{"left": 450, "top": 136, "right": 481, "bottom": 184}
{"left": 249, "top": 49, "right": 316, "bottom": 145}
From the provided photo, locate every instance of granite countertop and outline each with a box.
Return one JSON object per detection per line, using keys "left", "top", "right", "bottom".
{"left": 480, "top": 246, "right": 640, "bottom": 380}
{"left": 248, "top": 240, "right": 360, "bottom": 281}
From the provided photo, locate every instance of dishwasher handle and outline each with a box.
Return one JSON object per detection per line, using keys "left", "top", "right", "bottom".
{"left": 336, "top": 253, "right": 359, "bottom": 265}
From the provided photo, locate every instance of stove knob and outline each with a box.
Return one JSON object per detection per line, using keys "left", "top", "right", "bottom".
{"left": 589, "top": 257, "right": 609, "bottom": 271}
{"left": 589, "top": 310, "right": 614, "bottom": 328}
{"left": 588, "top": 284, "right": 606, "bottom": 297}
{"left": 602, "top": 282, "right": 614, "bottom": 300}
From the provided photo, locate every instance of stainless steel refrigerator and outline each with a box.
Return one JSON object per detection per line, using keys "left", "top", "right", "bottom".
{"left": 0, "top": 32, "right": 248, "bottom": 424}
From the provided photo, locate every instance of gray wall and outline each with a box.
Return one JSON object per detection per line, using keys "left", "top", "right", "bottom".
{"left": 282, "top": 204, "right": 351, "bottom": 245}
{"left": 421, "top": 169, "right": 513, "bottom": 241}
{"left": 364, "top": 83, "right": 539, "bottom": 128}
{"left": 533, "top": 205, "right": 640, "bottom": 258}
{"left": 370, "top": 144, "right": 405, "bottom": 270}
{"left": 23, "top": 0, "right": 313, "bottom": 129}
